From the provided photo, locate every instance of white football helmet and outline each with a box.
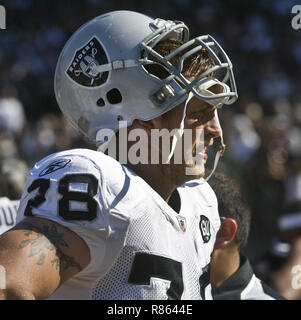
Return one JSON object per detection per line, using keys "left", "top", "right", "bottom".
{"left": 54, "top": 10, "right": 237, "bottom": 146}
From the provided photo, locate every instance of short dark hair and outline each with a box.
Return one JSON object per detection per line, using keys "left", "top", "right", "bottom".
{"left": 208, "top": 171, "right": 251, "bottom": 251}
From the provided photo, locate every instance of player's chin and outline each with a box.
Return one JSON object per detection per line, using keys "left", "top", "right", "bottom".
{"left": 182, "top": 162, "right": 205, "bottom": 181}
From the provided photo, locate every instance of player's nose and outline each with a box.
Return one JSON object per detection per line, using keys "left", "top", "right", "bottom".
{"left": 204, "top": 113, "right": 221, "bottom": 139}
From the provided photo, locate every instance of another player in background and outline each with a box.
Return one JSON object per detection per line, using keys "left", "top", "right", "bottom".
{"left": 0, "top": 10, "right": 237, "bottom": 300}
{"left": 0, "top": 197, "right": 18, "bottom": 235}
{"left": 0, "top": 158, "right": 27, "bottom": 234}
{"left": 209, "top": 172, "right": 285, "bottom": 300}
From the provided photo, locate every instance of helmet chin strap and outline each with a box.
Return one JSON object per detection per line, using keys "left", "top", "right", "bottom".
{"left": 165, "top": 91, "right": 194, "bottom": 164}
{"left": 205, "top": 109, "right": 225, "bottom": 181}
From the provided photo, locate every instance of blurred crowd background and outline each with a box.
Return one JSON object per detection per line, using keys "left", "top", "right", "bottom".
{"left": 0, "top": 0, "right": 301, "bottom": 296}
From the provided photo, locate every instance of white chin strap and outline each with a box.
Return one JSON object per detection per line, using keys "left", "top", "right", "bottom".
{"left": 205, "top": 109, "right": 225, "bottom": 181}
{"left": 165, "top": 91, "right": 194, "bottom": 164}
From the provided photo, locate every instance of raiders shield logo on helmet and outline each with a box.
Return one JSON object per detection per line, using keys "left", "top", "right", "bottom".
{"left": 199, "top": 215, "right": 211, "bottom": 243}
{"left": 66, "top": 36, "right": 109, "bottom": 87}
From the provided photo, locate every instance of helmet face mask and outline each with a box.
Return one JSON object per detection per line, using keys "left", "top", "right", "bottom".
{"left": 54, "top": 10, "right": 238, "bottom": 146}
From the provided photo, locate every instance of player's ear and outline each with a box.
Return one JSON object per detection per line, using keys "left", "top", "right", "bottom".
{"left": 214, "top": 217, "right": 237, "bottom": 250}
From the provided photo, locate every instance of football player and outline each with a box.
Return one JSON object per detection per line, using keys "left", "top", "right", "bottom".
{"left": 0, "top": 10, "right": 237, "bottom": 300}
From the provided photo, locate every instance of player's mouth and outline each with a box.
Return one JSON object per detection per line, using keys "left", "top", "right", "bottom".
{"left": 198, "top": 147, "right": 208, "bottom": 160}
{"left": 198, "top": 150, "right": 208, "bottom": 160}
{"left": 192, "top": 146, "right": 208, "bottom": 160}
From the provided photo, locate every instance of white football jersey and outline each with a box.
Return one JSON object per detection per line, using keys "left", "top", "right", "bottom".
{"left": 176, "top": 180, "right": 221, "bottom": 299}
{"left": 16, "top": 148, "right": 220, "bottom": 300}
{"left": 0, "top": 197, "right": 19, "bottom": 235}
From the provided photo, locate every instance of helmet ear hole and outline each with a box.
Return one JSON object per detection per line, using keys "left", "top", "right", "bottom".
{"left": 144, "top": 63, "right": 170, "bottom": 80}
{"left": 107, "top": 88, "right": 122, "bottom": 104}
{"left": 96, "top": 98, "right": 105, "bottom": 107}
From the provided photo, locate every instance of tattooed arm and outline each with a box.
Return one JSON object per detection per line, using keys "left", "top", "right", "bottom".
{"left": 0, "top": 217, "right": 90, "bottom": 300}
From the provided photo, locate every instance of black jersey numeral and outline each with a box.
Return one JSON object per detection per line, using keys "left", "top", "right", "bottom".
{"left": 129, "top": 252, "right": 211, "bottom": 300}
{"left": 58, "top": 174, "right": 98, "bottom": 221}
{"left": 128, "top": 252, "right": 184, "bottom": 300}
{"left": 24, "top": 174, "right": 98, "bottom": 221}
{"left": 199, "top": 263, "right": 210, "bottom": 300}
{"left": 24, "top": 178, "right": 50, "bottom": 217}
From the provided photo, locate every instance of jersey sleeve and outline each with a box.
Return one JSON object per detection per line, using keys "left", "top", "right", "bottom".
{"left": 16, "top": 151, "right": 130, "bottom": 283}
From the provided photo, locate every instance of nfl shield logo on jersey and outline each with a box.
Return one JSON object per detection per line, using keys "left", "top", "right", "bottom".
{"left": 199, "top": 215, "right": 211, "bottom": 243}
{"left": 66, "top": 36, "right": 109, "bottom": 87}
{"left": 176, "top": 215, "right": 187, "bottom": 232}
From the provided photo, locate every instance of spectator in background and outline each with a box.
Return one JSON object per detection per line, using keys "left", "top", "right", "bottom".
{"left": 0, "top": 158, "right": 28, "bottom": 200}
{"left": 0, "top": 85, "right": 28, "bottom": 233}
{"left": 209, "top": 172, "right": 285, "bottom": 300}
{"left": 0, "top": 157, "right": 28, "bottom": 235}
{"left": 270, "top": 204, "right": 301, "bottom": 300}
{"left": 255, "top": 156, "right": 301, "bottom": 300}
{"left": 0, "top": 85, "right": 26, "bottom": 136}
{"left": 0, "top": 84, "right": 29, "bottom": 200}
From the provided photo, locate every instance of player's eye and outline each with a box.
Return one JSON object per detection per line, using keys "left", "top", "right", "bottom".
{"left": 189, "top": 109, "right": 215, "bottom": 124}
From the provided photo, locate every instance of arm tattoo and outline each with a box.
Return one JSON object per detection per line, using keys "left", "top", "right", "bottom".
{"left": 17, "top": 222, "right": 82, "bottom": 271}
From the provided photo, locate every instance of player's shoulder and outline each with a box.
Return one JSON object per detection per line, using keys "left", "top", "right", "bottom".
{"left": 18, "top": 148, "right": 133, "bottom": 225}
{"left": 29, "top": 148, "right": 135, "bottom": 206}
{"left": 179, "top": 178, "right": 220, "bottom": 231}
{"left": 180, "top": 178, "right": 218, "bottom": 205}
{"left": 31, "top": 148, "right": 124, "bottom": 181}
